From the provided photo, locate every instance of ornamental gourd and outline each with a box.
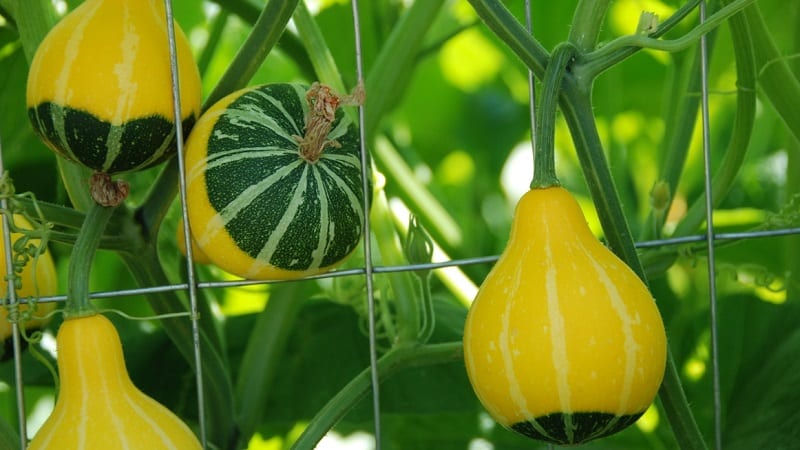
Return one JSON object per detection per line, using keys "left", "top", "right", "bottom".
{"left": 0, "top": 215, "right": 58, "bottom": 344}
{"left": 26, "top": 0, "right": 201, "bottom": 174}
{"left": 463, "top": 187, "right": 667, "bottom": 445}
{"left": 184, "top": 82, "right": 368, "bottom": 280}
{"left": 28, "top": 314, "right": 202, "bottom": 450}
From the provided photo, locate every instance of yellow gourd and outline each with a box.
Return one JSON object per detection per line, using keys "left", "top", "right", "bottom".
{"left": 28, "top": 314, "right": 202, "bottom": 450}
{"left": 26, "top": 0, "right": 202, "bottom": 174}
{"left": 463, "top": 187, "right": 667, "bottom": 445}
{"left": 0, "top": 215, "right": 58, "bottom": 342}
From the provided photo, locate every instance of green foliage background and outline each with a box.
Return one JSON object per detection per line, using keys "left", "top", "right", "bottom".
{"left": 1, "top": 0, "right": 800, "bottom": 449}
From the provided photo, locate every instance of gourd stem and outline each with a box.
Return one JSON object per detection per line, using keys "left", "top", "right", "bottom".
{"left": 65, "top": 201, "right": 116, "bottom": 317}
{"left": 531, "top": 43, "right": 576, "bottom": 189}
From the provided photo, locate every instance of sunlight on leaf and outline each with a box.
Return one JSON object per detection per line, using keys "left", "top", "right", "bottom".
{"left": 609, "top": 0, "right": 676, "bottom": 36}
{"left": 439, "top": 28, "right": 504, "bottom": 92}
{"left": 635, "top": 403, "right": 660, "bottom": 434}
{"left": 438, "top": 150, "right": 476, "bottom": 186}
{"left": 220, "top": 281, "right": 269, "bottom": 316}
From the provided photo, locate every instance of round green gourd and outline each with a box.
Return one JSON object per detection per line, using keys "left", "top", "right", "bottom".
{"left": 26, "top": 0, "right": 201, "bottom": 174}
{"left": 184, "top": 82, "right": 369, "bottom": 280}
{"left": 463, "top": 187, "right": 667, "bottom": 445}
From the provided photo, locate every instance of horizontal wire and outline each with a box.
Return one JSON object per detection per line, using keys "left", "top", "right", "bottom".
{"left": 9, "top": 225, "right": 800, "bottom": 305}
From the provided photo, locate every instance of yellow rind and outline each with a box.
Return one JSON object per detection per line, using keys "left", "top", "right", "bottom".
{"left": 26, "top": 0, "right": 200, "bottom": 125}
{"left": 463, "top": 187, "right": 666, "bottom": 429}
{"left": 28, "top": 314, "right": 202, "bottom": 450}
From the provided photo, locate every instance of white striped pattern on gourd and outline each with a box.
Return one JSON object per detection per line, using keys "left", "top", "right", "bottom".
{"left": 463, "top": 187, "right": 666, "bottom": 445}
{"left": 26, "top": 0, "right": 201, "bottom": 174}
{"left": 184, "top": 83, "right": 368, "bottom": 280}
{"left": 28, "top": 314, "right": 202, "bottom": 450}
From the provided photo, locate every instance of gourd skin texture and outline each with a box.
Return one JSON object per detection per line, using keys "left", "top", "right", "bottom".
{"left": 184, "top": 83, "right": 367, "bottom": 280}
{"left": 26, "top": 0, "right": 201, "bottom": 174}
{"left": 0, "top": 215, "right": 58, "bottom": 342}
{"left": 28, "top": 314, "right": 202, "bottom": 450}
{"left": 463, "top": 187, "right": 667, "bottom": 445}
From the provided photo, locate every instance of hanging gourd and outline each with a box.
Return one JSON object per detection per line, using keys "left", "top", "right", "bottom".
{"left": 463, "top": 187, "right": 667, "bottom": 444}
{"left": 27, "top": 314, "right": 202, "bottom": 450}
{"left": 26, "top": 0, "right": 201, "bottom": 174}
{"left": 0, "top": 214, "right": 58, "bottom": 345}
{"left": 462, "top": 44, "right": 667, "bottom": 445}
{"left": 184, "top": 82, "right": 369, "bottom": 280}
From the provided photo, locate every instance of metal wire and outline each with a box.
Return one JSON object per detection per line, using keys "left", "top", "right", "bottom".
{"left": 698, "top": 2, "right": 723, "bottom": 449}
{"left": 162, "top": 1, "right": 208, "bottom": 447}
{"left": 349, "top": 0, "right": 383, "bottom": 448}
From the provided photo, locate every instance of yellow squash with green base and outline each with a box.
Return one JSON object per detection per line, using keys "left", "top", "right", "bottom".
{"left": 463, "top": 187, "right": 667, "bottom": 445}
{"left": 26, "top": 0, "right": 201, "bottom": 174}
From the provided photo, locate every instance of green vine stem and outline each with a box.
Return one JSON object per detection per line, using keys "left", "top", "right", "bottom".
{"left": 583, "top": 0, "right": 757, "bottom": 69}
{"left": 530, "top": 43, "right": 576, "bottom": 189}
{"left": 567, "top": 0, "right": 611, "bottom": 51}
{"left": 64, "top": 201, "right": 116, "bottom": 318}
{"left": 291, "top": 342, "right": 464, "bottom": 450}
{"left": 203, "top": 0, "right": 299, "bottom": 110}
{"left": 742, "top": 2, "right": 800, "bottom": 143}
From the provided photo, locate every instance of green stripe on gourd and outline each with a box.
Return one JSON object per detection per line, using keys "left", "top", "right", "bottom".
{"left": 26, "top": 0, "right": 201, "bottom": 174}
{"left": 185, "top": 82, "right": 369, "bottom": 280}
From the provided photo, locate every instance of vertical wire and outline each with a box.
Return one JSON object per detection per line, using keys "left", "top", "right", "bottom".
{"left": 0, "top": 134, "right": 28, "bottom": 449}
{"left": 698, "top": 2, "right": 723, "bottom": 449}
{"left": 350, "top": 0, "right": 382, "bottom": 448}
{"left": 163, "top": 2, "right": 208, "bottom": 447}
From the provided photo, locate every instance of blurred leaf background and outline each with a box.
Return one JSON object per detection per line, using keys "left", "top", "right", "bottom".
{"left": 2, "top": 0, "right": 800, "bottom": 448}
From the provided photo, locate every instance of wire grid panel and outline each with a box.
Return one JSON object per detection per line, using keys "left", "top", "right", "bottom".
{"left": 3, "top": 1, "right": 800, "bottom": 450}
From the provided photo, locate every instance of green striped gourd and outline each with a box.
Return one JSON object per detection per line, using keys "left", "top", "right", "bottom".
{"left": 463, "top": 187, "right": 666, "bottom": 445}
{"left": 26, "top": 0, "right": 201, "bottom": 174}
{"left": 184, "top": 82, "right": 368, "bottom": 280}
{"left": 28, "top": 314, "right": 202, "bottom": 449}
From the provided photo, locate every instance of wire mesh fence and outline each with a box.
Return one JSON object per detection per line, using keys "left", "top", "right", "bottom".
{"left": 2, "top": 1, "right": 799, "bottom": 449}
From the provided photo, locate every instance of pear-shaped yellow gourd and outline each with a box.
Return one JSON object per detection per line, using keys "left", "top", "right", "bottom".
{"left": 26, "top": 0, "right": 201, "bottom": 174}
{"left": 28, "top": 314, "right": 202, "bottom": 450}
{"left": 0, "top": 214, "right": 58, "bottom": 343}
{"left": 463, "top": 187, "right": 667, "bottom": 445}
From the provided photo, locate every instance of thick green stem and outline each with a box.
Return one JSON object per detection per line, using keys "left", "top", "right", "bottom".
{"left": 568, "top": 0, "right": 611, "bottom": 51}
{"left": 365, "top": 0, "right": 447, "bottom": 140}
{"left": 466, "top": 0, "right": 548, "bottom": 79}
{"left": 291, "top": 342, "right": 463, "bottom": 450}
{"left": 64, "top": 202, "right": 116, "bottom": 317}
{"left": 659, "top": 352, "right": 709, "bottom": 449}
{"left": 531, "top": 43, "right": 576, "bottom": 189}
{"left": 203, "top": 0, "right": 299, "bottom": 110}
{"left": 234, "top": 282, "right": 310, "bottom": 449}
